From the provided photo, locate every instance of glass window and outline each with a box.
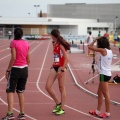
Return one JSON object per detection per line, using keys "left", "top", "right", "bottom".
{"left": 93, "top": 27, "right": 99, "bottom": 30}
{"left": 87, "top": 27, "right": 91, "bottom": 30}
{"left": 99, "top": 28, "right": 103, "bottom": 30}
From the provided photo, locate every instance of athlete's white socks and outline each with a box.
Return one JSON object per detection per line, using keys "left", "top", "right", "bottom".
{"left": 105, "top": 112, "right": 110, "bottom": 116}
{"left": 95, "top": 110, "right": 100, "bottom": 115}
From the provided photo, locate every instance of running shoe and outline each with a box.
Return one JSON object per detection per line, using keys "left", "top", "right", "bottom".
{"left": 55, "top": 109, "right": 65, "bottom": 115}
{"left": 2, "top": 113, "right": 14, "bottom": 120}
{"left": 89, "top": 110, "right": 97, "bottom": 116}
{"left": 97, "top": 113, "right": 110, "bottom": 118}
{"left": 52, "top": 103, "right": 61, "bottom": 113}
{"left": 17, "top": 113, "right": 25, "bottom": 120}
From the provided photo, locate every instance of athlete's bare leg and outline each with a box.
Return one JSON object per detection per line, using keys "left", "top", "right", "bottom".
{"left": 45, "top": 68, "right": 60, "bottom": 104}
{"left": 58, "top": 67, "right": 66, "bottom": 110}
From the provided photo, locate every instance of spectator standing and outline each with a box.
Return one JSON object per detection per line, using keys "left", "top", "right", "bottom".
{"left": 98, "top": 31, "right": 101, "bottom": 37}
{"left": 104, "top": 30, "right": 109, "bottom": 39}
{"left": 87, "top": 31, "right": 94, "bottom": 55}
{"left": 8, "top": 31, "right": 12, "bottom": 40}
{"left": 2, "top": 28, "right": 30, "bottom": 120}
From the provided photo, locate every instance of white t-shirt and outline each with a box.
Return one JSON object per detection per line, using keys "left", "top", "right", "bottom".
{"left": 87, "top": 35, "right": 93, "bottom": 45}
{"left": 8, "top": 31, "right": 12, "bottom": 35}
{"left": 98, "top": 49, "right": 113, "bottom": 76}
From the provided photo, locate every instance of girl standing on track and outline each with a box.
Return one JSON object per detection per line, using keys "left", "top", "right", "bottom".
{"left": 2, "top": 27, "right": 30, "bottom": 120}
{"left": 45, "top": 29, "right": 70, "bottom": 115}
{"left": 87, "top": 31, "right": 94, "bottom": 56}
{"left": 88, "top": 36, "right": 113, "bottom": 118}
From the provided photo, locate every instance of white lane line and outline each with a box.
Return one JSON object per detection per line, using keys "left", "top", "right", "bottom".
{"left": 0, "top": 43, "right": 9, "bottom": 47}
{"left": 29, "top": 41, "right": 43, "bottom": 54}
{"left": 0, "top": 40, "right": 35, "bottom": 61}
{"left": 36, "top": 41, "right": 102, "bottom": 120}
{"left": 0, "top": 98, "right": 37, "bottom": 120}
{"left": 0, "top": 54, "right": 10, "bottom": 61}
{"left": 0, "top": 48, "right": 9, "bottom": 52}
{"left": 0, "top": 76, "right": 5, "bottom": 82}
{"left": 68, "top": 63, "right": 120, "bottom": 106}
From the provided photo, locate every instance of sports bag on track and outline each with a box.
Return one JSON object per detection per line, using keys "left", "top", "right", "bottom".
{"left": 113, "top": 75, "right": 120, "bottom": 83}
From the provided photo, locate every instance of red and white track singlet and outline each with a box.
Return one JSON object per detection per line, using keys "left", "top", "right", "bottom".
{"left": 53, "top": 43, "right": 64, "bottom": 67}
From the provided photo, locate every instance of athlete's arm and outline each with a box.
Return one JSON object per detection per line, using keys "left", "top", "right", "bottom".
{"left": 88, "top": 40, "right": 107, "bottom": 56}
{"left": 60, "top": 44, "right": 68, "bottom": 70}
{"left": 6, "top": 48, "right": 16, "bottom": 71}
{"left": 6, "top": 48, "right": 16, "bottom": 79}
{"left": 26, "top": 51, "right": 30, "bottom": 65}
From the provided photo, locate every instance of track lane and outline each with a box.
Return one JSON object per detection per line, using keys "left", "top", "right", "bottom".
{"left": 0, "top": 40, "right": 119, "bottom": 120}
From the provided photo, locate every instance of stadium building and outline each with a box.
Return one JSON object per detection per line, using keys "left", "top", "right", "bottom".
{"left": 1, "top": 3, "right": 119, "bottom": 39}
{"left": 47, "top": 3, "right": 120, "bottom": 28}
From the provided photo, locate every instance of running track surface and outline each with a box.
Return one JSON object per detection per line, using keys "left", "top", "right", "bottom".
{"left": 0, "top": 39, "right": 120, "bottom": 120}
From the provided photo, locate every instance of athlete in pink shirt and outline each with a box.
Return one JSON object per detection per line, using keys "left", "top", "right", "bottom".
{"left": 2, "top": 27, "right": 30, "bottom": 120}
{"left": 10, "top": 39, "right": 29, "bottom": 66}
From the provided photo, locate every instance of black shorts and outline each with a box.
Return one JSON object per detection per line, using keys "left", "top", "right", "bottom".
{"left": 6, "top": 67, "right": 28, "bottom": 93}
{"left": 52, "top": 66, "right": 67, "bottom": 73}
{"left": 53, "top": 66, "right": 60, "bottom": 73}
{"left": 99, "top": 74, "right": 111, "bottom": 82}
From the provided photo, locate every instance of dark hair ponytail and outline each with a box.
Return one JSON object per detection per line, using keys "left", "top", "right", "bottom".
{"left": 51, "top": 29, "right": 70, "bottom": 50}
{"left": 14, "top": 27, "right": 23, "bottom": 40}
{"left": 57, "top": 35, "right": 70, "bottom": 50}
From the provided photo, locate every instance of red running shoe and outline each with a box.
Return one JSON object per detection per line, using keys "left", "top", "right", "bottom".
{"left": 97, "top": 113, "right": 110, "bottom": 118}
{"left": 89, "top": 110, "right": 97, "bottom": 116}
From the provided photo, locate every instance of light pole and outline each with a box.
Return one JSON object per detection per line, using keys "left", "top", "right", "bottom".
{"left": 34, "top": 5, "right": 40, "bottom": 17}
{"left": 115, "top": 16, "right": 118, "bottom": 31}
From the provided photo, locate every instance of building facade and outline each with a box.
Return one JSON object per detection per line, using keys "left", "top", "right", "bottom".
{"left": 0, "top": 17, "right": 113, "bottom": 39}
{"left": 47, "top": 3, "right": 120, "bottom": 28}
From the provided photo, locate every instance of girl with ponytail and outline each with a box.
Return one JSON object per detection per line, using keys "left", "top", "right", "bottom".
{"left": 45, "top": 29, "right": 70, "bottom": 115}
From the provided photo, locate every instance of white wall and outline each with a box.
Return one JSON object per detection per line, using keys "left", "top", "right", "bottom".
{"left": 0, "top": 17, "right": 113, "bottom": 36}
{"left": 77, "top": 22, "right": 113, "bottom": 37}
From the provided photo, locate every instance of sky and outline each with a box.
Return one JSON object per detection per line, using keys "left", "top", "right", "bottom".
{"left": 0, "top": 0, "right": 120, "bottom": 18}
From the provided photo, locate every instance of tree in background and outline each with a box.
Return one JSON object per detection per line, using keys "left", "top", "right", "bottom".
{"left": 40, "top": 10, "right": 42, "bottom": 17}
